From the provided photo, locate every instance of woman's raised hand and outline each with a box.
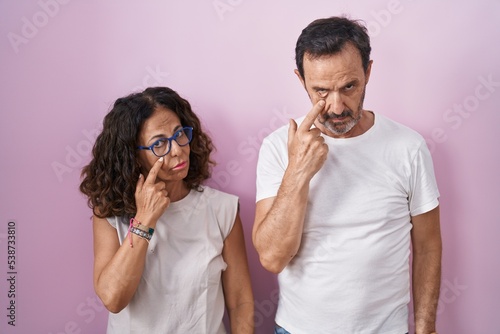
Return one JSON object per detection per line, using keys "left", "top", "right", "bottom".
{"left": 134, "top": 157, "right": 170, "bottom": 226}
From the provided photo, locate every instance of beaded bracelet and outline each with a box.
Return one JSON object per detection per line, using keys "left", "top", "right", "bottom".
{"left": 130, "top": 227, "right": 152, "bottom": 241}
{"left": 128, "top": 218, "right": 154, "bottom": 247}
{"left": 131, "top": 218, "right": 155, "bottom": 235}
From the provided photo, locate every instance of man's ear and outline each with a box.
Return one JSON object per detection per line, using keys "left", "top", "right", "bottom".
{"left": 365, "top": 60, "right": 373, "bottom": 85}
{"left": 294, "top": 69, "right": 306, "bottom": 89}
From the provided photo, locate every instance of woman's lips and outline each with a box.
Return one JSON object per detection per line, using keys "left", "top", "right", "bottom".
{"left": 172, "top": 161, "right": 187, "bottom": 170}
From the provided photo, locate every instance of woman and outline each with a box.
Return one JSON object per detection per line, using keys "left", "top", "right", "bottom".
{"left": 80, "top": 87, "right": 254, "bottom": 333}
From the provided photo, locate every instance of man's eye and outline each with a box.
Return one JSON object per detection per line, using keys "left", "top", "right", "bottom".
{"left": 344, "top": 84, "right": 355, "bottom": 91}
{"left": 317, "top": 90, "right": 328, "bottom": 96}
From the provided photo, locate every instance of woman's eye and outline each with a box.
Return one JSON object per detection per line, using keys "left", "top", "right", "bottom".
{"left": 154, "top": 139, "right": 167, "bottom": 148}
{"left": 175, "top": 130, "right": 184, "bottom": 139}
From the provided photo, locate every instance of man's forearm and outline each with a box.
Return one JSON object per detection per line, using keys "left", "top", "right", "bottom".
{"left": 253, "top": 170, "right": 310, "bottom": 273}
{"left": 412, "top": 247, "right": 441, "bottom": 333}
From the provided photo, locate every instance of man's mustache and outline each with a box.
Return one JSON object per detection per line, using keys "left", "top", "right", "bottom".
{"left": 321, "top": 110, "right": 353, "bottom": 120}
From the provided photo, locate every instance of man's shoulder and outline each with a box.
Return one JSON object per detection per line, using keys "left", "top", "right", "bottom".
{"left": 375, "top": 113, "right": 425, "bottom": 143}
{"left": 262, "top": 118, "right": 299, "bottom": 146}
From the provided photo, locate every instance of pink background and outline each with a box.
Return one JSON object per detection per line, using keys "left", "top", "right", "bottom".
{"left": 1, "top": 1, "right": 499, "bottom": 333}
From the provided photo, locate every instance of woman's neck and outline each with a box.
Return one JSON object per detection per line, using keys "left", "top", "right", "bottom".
{"left": 165, "top": 181, "right": 190, "bottom": 202}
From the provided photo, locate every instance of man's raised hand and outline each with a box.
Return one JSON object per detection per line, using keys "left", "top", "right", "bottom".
{"left": 287, "top": 100, "right": 329, "bottom": 181}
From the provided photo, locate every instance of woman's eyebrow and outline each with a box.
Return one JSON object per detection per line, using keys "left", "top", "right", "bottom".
{"left": 148, "top": 124, "right": 183, "bottom": 142}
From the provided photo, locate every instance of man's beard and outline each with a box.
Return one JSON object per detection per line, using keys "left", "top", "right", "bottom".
{"left": 319, "top": 89, "right": 365, "bottom": 136}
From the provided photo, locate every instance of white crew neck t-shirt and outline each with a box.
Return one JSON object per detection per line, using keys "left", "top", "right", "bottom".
{"left": 106, "top": 186, "right": 238, "bottom": 334}
{"left": 256, "top": 113, "right": 439, "bottom": 333}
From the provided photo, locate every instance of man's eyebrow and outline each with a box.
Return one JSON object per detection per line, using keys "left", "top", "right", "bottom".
{"left": 312, "top": 85, "right": 328, "bottom": 91}
{"left": 343, "top": 79, "right": 359, "bottom": 88}
{"left": 311, "top": 79, "right": 360, "bottom": 92}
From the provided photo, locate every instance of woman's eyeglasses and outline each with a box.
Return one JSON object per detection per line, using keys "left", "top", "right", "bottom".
{"left": 137, "top": 126, "right": 193, "bottom": 157}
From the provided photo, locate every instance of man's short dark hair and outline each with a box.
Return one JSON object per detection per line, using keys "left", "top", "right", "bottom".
{"left": 295, "top": 16, "right": 371, "bottom": 78}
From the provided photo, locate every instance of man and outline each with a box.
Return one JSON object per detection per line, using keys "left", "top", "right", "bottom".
{"left": 253, "top": 16, "right": 441, "bottom": 334}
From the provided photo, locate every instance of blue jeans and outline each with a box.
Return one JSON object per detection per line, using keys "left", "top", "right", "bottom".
{"left": 274, "top": 325, "right": 408, "bottom": 334}
{"left": 274, "top": 325, "right": 290, "bottom": 334}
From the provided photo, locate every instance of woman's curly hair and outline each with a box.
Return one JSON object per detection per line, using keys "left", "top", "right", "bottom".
{"left": 80, "top": 87, "right": 215, "bottom": 219}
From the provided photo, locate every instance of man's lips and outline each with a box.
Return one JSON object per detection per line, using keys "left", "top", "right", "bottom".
{"left": 320, "top": 115, "right": 348, "bottom": 124}
{"left": 320, "top": 111, "right": 352, "bottom": 123}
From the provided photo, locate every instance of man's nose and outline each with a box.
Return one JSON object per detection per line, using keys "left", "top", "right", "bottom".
{"left": 325, "top": 92, "right": 344, "bottom": 115}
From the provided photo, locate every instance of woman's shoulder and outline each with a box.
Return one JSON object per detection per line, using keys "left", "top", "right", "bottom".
{"left": 198, "top": 186, "right": 239, "bottom": 217}
{"left": 103, "top": 215, "right": 128, "bottom": 229}
{"left": 199, "top": 185, "right": 239, "bottom": 201}
{"left": 199, "top": 186, "right": 239, "bottom": 238}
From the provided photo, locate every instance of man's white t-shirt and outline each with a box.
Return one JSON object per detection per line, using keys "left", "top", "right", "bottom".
{"left": 256, "top": 113, "right": 439, "bottom": 334}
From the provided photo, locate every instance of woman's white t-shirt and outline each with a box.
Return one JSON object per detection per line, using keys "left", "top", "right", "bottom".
{"left": 106, "top": 186, "right": 238, "bottom": 334}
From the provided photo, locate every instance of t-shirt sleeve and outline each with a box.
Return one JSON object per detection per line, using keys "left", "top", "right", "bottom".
{"left": 215, "top": 191, "right": 239, "bottom": 240}
{"left": 256, "top": 134, "right": 288, "bottom": 202}
{"left": 408, "top": 140, "right": 440, "bottom": 216}
{"left": 106, "top": 216, "right": 118, "bottom": 229}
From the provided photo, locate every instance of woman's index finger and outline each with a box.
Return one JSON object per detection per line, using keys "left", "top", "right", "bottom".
{"left": 145, "top": 157, "right": 164, "bottom": 184}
